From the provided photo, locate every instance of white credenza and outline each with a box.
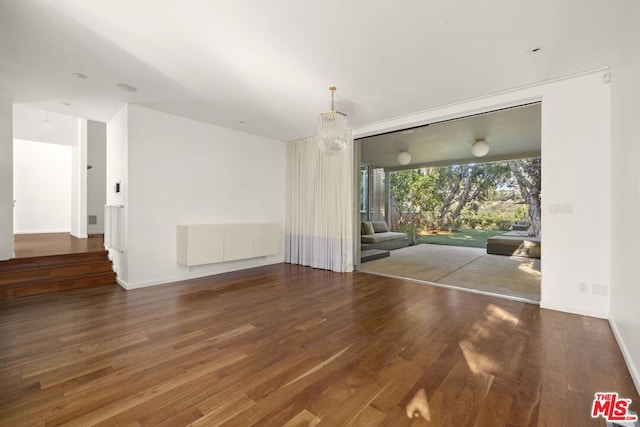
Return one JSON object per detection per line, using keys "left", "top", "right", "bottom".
{"left": 177, "top": 223, "right": 279, "bottom": 267}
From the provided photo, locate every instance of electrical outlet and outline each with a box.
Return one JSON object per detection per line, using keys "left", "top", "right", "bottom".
{"left": 578, "top": 282, "right": 589, "bottom": 293}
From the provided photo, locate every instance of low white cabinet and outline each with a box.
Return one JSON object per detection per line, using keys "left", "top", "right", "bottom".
{"left": 177, "top": 223, "right": 279, "bottom": 266}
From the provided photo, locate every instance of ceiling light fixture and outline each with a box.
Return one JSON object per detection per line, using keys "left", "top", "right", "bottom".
{"left": 40, "top": 112, "right": 55, "bottom": 130}
{"left": 117, "top": 83, "right": 138, "bottom": 93}
{"left": 397, "top": 151, "right": 412, "bottom": 165}
{"left": 318, "top": 86, "right": 348, "bottom": 155}
{"left": 72, "top": 72, "right": 88, "bottom": 79}
{"left": 471, "top": 139, "right": 490, "bottom": 157}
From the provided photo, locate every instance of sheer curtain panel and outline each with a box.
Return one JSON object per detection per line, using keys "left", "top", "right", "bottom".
{"left": 286, "top": 136, "right": 354, "bottom": 272}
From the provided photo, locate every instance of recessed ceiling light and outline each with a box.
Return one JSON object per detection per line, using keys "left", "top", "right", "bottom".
{"left": 72, "top": 72, "right": 88, "bottom": 79}
{"left": 61, "top": 102, "right": 71, "bottom": 107}
{"left": 117, "top": 83, "right": 137, "bottom": 93}
{"left": 238, "top": 120, "right": 245, "bottom": 124}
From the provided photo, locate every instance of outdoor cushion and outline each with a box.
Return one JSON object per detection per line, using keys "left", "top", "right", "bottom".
{"left": 361, "top": 231, "right": 408, "bottom": 244}
{"left": 362, "top": 222, "right": 375, "bottom": 235}
{"left": 371, "top": 221, "right": 388, "bottom": 233}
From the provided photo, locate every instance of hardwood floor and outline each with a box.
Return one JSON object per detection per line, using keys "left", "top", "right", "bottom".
{"left": 13, "top": 233, "right": 106, "bottom": 258}
{"left": 0, "top": 264, "right": 637, "bottom": 426}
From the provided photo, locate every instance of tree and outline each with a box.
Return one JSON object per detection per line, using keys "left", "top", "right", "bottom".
{"left": 389, "top": 170, "right": 430, "bottom": 241}
{"left": 507, "top": 158, "right": 541, "bottom": 237}
{"left": 429, "top": 163, "right": 511, "bottom": 229}
{"left": 390, "top": 162, "right": 512, "bottom": 231}
{"left": 389, "top": 160, "right": 540, "bottom": 235}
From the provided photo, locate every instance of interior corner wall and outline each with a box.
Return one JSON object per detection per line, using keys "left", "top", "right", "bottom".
{"left": 87, "top": 120, "right": 107, "bottom": 234}
{"left": 106, "top": 105, "right": 129, "bottom": 284}
{"left": 353, "top": 69, "right": 611, "bottom": 320}
{"left": 0, "top": 95, "right": 13, "bottom": 260}
{"left": 124, "top": 105, "right": 286, "bottom": 288}
{"left": 609, "top": 0, "right": 640, "bottom": 393}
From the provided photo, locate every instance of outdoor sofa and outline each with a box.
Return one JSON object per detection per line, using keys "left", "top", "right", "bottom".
{"left": 360, "top": 221, "right": 410, "bottom": 251}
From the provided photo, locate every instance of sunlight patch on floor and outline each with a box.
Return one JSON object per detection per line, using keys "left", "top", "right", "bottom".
{"left": 517, "top": 260, "right": 541, "bottom": 277}
{"left": 459, "top": 304, "right": 520, "bottom": 374}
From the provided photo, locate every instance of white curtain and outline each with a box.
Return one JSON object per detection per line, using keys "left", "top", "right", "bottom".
{"left": 286, "top": 135, "right": 354, "bottom": 273}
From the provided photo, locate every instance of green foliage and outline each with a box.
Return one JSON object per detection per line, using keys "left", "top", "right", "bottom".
{"left": 390, "top": 161, "right": 514, "bottom": 231}
{"left": 389, "top": 160, "right": 538, "bottom": 237}
{"left": 389, "top": 170, "right": 430, "bottom": 230}
{"left": 457, "top": 200, "right": 527, "bottom": 230}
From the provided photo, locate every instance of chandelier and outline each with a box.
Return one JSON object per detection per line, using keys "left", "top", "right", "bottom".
{"left": 318, "top": 86, "right": 348, "bottom": 155}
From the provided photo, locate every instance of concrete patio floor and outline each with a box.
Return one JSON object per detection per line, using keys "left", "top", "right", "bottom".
{"left": 358, "top": 243, "right": 541, "bottom": 302}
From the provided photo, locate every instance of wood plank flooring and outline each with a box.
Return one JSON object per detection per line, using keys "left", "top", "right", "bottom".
{"left": 13, "top": 233, "right": 106, "bottom": 258}
{"left": 0, "top": 264, "right": 637, "bottom": 426}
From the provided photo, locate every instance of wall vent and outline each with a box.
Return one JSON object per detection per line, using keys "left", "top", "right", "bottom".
{"left": 88, "top": 215, "right": 97, "bottom": 225}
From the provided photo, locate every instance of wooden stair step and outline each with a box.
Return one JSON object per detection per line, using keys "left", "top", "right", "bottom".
{"left": 0, "top": 250, "right": 117, "bottom": 299}
{"left": 0, "top": 271, "right": 117, "bottom": 299}
{"left": 0, "top": 251, "right": 110, "bottom": 273}
{"left": 0, "top": 260, "right": 114, "bottom": 285}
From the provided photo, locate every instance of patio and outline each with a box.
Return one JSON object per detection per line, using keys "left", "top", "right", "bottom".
{"left": 359, "top": 243, "right": 541, "bottom": 302}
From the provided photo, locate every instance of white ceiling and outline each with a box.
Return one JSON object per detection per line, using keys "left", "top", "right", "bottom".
{"left": 361, "top": 103, "right": 541, "bottom": 169}
{"left": 0, "top": 0, "right": 625, "bottom": 142}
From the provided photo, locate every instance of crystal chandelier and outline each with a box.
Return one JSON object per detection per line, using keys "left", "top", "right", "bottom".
{"left": 318, "top": 86, "right": 348, "bottom": 155}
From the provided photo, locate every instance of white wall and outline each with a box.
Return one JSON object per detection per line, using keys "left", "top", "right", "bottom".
{"left": 0, "top": 95, "right": 13, "bottom": 260}
{"left": 87, "top": 120, "right": 107, "bottom": 234}
{"left": 106, "top": 105, "right": 129, "bottom": 281}
{"left": 609, "top": 0, "right": 640, "bottom": 393}
{"left": 70, "top": 118, "right": 88, "bottom": 238}
{"left": 540, "top": 73, "right": 610, "bottom": 318}
{"left": 107, "top": 104, "right": 286, "bottom": 288}
{"left": 354, "top": 69, "right": 611, "bottom": 319}
{"left": 13, "top": 139, "right": 72, "bottom": 234}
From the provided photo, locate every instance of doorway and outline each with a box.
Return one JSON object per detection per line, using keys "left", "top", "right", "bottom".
{"left": 12, "top": 105, "right": 107, "bottom": 254}
{"left": 355, "top": 103, "right": 542, "bottom": 303}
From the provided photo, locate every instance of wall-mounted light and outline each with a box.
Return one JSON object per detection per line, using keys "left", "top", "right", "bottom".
{"left": 471, "top": 139, "right": 490, "bottom": 157}
{"left": 397, "top": 151, "right": 412, "bottom": 165}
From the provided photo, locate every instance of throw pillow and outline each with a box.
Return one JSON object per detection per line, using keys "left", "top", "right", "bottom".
{"left": 371, "top": 221, "right": 388, "bottom": 233}
{"left": 362, "top": 222, "right": 375, "bottom": 235}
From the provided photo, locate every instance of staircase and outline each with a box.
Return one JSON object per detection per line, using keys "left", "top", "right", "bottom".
{"left": 0, "top": 250, "right": 117, "bottom": 299}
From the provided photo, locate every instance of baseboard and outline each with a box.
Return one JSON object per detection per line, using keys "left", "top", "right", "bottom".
{"left": 117, "top": 259, "right": 284, "bottom": 290}
{"left": 116, "top": 277, "right": 130, "bottom": 290}
{"left": 609, "top": 319, "right": 640, "bottom": 396}
{"left": 70, "top": 232, "right": 88, "bottom": 239}
{"left": 14, "top": 229, "right": 71, "bottom": 234}
{"left": 539, "top": 301, "right": 608, "bottom": 319}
